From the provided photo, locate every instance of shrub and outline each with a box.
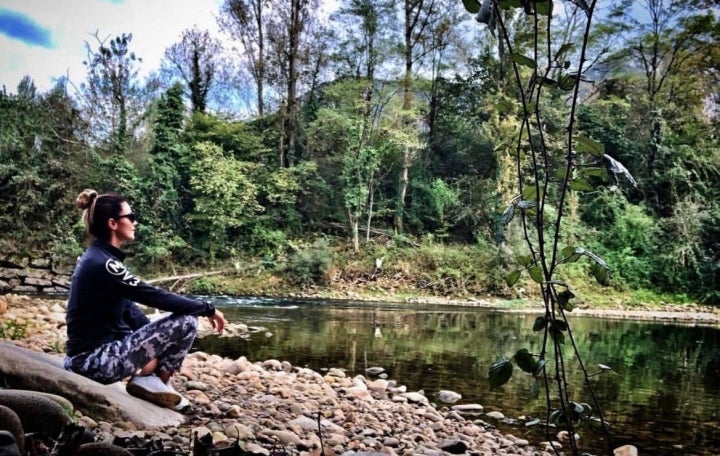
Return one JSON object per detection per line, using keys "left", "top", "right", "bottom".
{"left": 281, "top": 238, "right": 334, "bottom": 288}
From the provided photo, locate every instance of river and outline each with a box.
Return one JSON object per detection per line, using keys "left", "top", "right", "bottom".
{"left": 193, "top": 296, "right": 720, "bottom": 456}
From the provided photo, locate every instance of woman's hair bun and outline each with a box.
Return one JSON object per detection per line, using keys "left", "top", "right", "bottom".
{"left": 76, "top": 189, "right": 99, "bottom": 210}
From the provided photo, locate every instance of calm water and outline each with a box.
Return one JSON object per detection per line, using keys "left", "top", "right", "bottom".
{"left": 194, "top": 296, "right": 720, "bottom": 456}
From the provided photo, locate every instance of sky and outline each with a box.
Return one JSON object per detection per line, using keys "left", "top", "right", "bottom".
{"left": 0, "top": 0, "right": 227, "bottom": 93}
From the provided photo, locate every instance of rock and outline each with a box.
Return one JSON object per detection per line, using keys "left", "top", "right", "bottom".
{"left": 614, "top": 445, "right": 639, "bottom": 456}
{"left": 0, "top": 406, "right": 24, "bottom": 455}
{"left": 438, "top": 438, "right": 468, "bottom": 454}
{"left": 437, "top": 390, "right": 462, "bottom": 404}
{"left": 74, "top": 442, "right": 134, "bottom": 456}
{"left": 0, "top": 430, "right": 21, "bottom": 456}
{"left": 0, "top": 343, "right": 184, "bottom": 428}
{"left": 0, "top": 389, "right": 72, "bottom": 438}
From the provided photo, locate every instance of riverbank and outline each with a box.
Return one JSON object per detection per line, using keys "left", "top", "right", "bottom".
{"left": 281, "top": 288, "right": 720, "bottom": 327}
{"left": 1, "top": 294, "right": 559, "bottom": 455}
{"left": 0, "top": 292, "right": 708, "bottom": 455}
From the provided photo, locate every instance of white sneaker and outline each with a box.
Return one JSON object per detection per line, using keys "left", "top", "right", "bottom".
{"left": 165, "top": 380, "right": 192, "bottom": 413}
{"left": 126, "top": 374, "right": 181, "bottom": 408}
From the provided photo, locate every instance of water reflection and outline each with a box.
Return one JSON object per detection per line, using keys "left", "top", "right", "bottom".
{"left": 193, "top": 297, "right": 720, "bottom": 455}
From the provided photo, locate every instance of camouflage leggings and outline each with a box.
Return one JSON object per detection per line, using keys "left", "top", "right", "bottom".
{"left": 63, "top": 314, "right": 198, "bottom": 384}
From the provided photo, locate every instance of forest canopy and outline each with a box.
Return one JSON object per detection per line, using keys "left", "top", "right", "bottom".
{"left": 1, "top": 0, "right": 718, "bottom": 304}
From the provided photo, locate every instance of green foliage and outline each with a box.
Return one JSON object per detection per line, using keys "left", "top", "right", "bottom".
{"left": 188, "top": 141, "right": 264, "bottom": 260}
{"left": 186, "top": 277, "right": 221, "bottom": 294}
{"left": 0, "top": 321, "right": 28, "bottom": 340}
{"left": 408, "top": 240, "right": 505, "bottom": 295}
{"left": 281, "top": 238, "right": 334, "bottom": 288}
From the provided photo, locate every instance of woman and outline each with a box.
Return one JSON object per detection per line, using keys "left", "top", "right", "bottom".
{"left": 64, "top": 189, "right": 226, "bottom": 412}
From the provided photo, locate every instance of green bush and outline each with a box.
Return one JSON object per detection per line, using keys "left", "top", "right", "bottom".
{"left": 281, "top": 238, "right": 334, "bottom": 287}
{"left": 186, "top": 277, "right": 221, "bottom": 294}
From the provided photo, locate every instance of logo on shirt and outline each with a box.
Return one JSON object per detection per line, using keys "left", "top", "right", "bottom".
{"left": 105, "top": 259, "right": 140, "bottom": 286}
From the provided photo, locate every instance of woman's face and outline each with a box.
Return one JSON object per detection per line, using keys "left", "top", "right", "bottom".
{"left": 110, "top": 201, "right": 136, "bottom": 247}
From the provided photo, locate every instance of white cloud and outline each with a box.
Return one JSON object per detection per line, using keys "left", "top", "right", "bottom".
{"left": 0, "top": 0, "right": 224, "bottom": 93}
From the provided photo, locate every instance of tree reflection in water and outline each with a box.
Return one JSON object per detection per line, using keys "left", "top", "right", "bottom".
{"left": 194, "top": 298, "right": 720, "bottom": 455}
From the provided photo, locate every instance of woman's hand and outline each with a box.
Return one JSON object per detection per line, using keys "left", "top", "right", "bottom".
{"left": 208, "top": 309, "right": 226, "bottom": 334}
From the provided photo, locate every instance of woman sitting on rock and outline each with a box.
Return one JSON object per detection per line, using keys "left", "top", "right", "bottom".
{"left": 63, "top": 189, "right": 226, "bottom": 412}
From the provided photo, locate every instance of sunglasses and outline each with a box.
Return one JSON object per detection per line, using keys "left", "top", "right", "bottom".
{"left": 115, "top": 213, "right": 137, "bottom": 223}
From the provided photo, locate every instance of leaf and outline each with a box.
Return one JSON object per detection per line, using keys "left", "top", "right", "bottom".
{"left": 550, "top": 326, "right": 566, "bottom": 344}
{"left": 536, "top": 0, "right": 552, "bottom": 17}
{"left": 489, "top": 357, "right": 514, "bottom": 389}
{"left": 573, "top": 0, "right": 592, "bottom": 15}
{"left": 462, "top": 0, "right": 482, "bottom": 13}
{"left": 557, "top": 290, "right": 575, "bottom": 309}
{"left": 560, "top": 246, "right": 583, "bottom": 263}
{"left": 591, "top": 262, "right": 610, "bottom": 286}
{"left": 569, "top": 178, "right": 594, "bottom": 192}
{"left": 501, "top": 204, "right": 515, "bottom": 225}
{"left": 528, "top": 265, "right": 544, "bottom": 284}
{"left": 514, "top": 348, "right": 538, "bottom": 374}
{"left": 552, "top": 320, "right": 568, "bottom": 331}
{"left": 505, "top": 269, "right": 521, "bottom": 287}
{"left": 517, "top": 254, "right": 533, "bottom": 267}
{"left": 512, "top": 52, "right": 537, "bottom": 69}
{"left": 532, "top": 316, "right": 547, "bottom": 331}
{"left": 575, "top": 136, "right": 605, "bottom": 157}
{"left": 534, "top": 359, "right": 546, "bottom": 376}
{"left": 558, "top": 74, "right": 576, "bottom": 91}
{"left": 598, "top": 363, "right": 613, "bottom": 372}
{"left": 554, "top": 42, "right": 575, "bottom": 61}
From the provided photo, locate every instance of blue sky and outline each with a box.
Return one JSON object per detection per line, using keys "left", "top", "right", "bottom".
{"left": 0, "top": 0, "right": 225, "bottom": 92}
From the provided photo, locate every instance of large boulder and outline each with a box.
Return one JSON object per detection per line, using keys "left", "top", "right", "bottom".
{"left": 0, "top": 343, "right": 184, "bottom": 428}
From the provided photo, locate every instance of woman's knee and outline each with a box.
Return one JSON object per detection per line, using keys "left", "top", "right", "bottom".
{"left": 161, "top": 314, "right": 199, "bottom": 340}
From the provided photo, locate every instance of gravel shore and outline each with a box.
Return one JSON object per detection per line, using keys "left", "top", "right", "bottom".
{"left": 5, "top": 293, "right": 707, "bottom": 455}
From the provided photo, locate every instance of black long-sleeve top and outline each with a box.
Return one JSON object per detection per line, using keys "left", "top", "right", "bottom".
{"left": 65, "top": 239, "right": 215, "bottom": 356}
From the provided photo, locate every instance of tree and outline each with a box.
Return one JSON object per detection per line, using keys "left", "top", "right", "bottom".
{"left": 219, "top": 0, "right": 269, "bottom": 127}
{"left": 603, "top": 0, "right": 720, "bottom": 215}
{"left": 79, "top": 32, "right": 146, "bottom": 153}
{"left": 188, "top": 142, "right": 263, "bottom": 261}
{"left": 162, "top": 27, "right": 222, "bottom": 114}
{"left": 265, "top": 0, "right": 324, "bottom": 167}
{"left": 0, "top": 77, "right": 90, "bottom": 258}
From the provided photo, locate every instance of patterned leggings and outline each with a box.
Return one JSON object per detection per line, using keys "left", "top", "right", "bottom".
{"left": 63, "top": 314, "right": 198, "bottom": 384}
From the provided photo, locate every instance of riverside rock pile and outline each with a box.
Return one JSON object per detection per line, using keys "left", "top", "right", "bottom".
{"left": 1, "top": 294, "right": 635, "bottom": 456}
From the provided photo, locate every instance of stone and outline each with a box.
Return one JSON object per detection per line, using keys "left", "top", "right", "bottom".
{"left": 0, "top": 343, "right": 185, "bottom": 428}
{"left": 0, "top": 389, "right": 72, "bottom": 438}
{"left": 0, "top": 406, "right": 24, "bottom": 455}
{"left": 614, "top": 445, "right": 638, "bottom": 456}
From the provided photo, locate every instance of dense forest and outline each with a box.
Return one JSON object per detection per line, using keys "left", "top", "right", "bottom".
{"left": 1, "top": 0, "right": 718, "bottom": 304}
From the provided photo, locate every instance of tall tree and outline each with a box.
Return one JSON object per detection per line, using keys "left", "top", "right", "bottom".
{"left": 79, "top": 32, "right": 145, "bottom": 153}
{"left": 220, "top": 0, "right": 269, "bottom": 128}
{"left": 604, "top": 0, "right": 720, "bottom": 215}
{"left": 162, "top": 27, "right": 222, "bottom": 114}
{"left": 393, "top": 0, "right": 454, "bottom": 233}
{"left": 265, "top": 0, "right": 323, "bottom": 167}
